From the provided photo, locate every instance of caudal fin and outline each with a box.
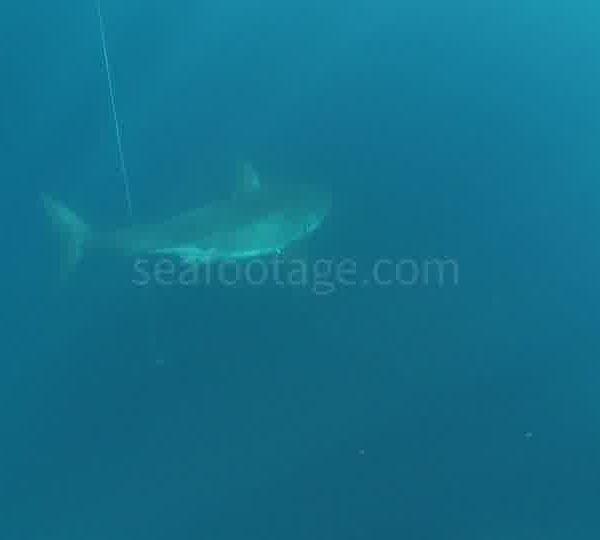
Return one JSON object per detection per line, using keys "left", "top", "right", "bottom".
{"left": 41, "top": 194, "right": 90, "bottom": 280}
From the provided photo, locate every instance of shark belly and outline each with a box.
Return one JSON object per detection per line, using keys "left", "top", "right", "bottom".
{"left": 150, "top": 246, "right": 215, "bottom": 263}
{"left": 149, "top": 219, "right": 293, "bottom": 263}
{"left": 204, "top": 220, "right": 293, "bottom": 260}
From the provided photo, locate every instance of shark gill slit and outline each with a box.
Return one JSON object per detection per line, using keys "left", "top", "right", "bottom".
{"left": 95, "top": 0, "right": 164, "bottom": 365}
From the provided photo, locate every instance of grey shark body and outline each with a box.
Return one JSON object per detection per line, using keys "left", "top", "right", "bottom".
{"left": 43, "top": 163, "right": 331, "bottom": 278}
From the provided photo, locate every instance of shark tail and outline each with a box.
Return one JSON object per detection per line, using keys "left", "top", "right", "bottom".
{"left": 41, "top": 194, "right": 90, "bottom": 280}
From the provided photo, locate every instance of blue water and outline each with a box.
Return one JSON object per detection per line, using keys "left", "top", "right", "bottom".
{"left": 3, "top": 1, "right": 600, "bottom": 538}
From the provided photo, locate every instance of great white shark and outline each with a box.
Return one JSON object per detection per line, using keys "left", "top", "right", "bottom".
{"left": 43, "top": 162, "right": 331, "bottom": 278}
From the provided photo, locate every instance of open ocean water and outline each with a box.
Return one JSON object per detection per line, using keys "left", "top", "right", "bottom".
{"left": 2, "top": 1, "right": 600, "bottom": 539}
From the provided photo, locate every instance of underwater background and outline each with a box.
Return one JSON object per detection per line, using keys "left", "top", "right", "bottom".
{"left": 2, "top": 1, "right": 600, "bottom": 538}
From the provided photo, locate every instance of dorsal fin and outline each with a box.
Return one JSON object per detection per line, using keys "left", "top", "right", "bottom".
{"left": 235, "top": 161, "right": 261, "bottom": 194}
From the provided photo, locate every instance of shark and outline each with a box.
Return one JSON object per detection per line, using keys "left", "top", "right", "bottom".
{"left": 42, "top": 162, "right": 331, "bottom": 279}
